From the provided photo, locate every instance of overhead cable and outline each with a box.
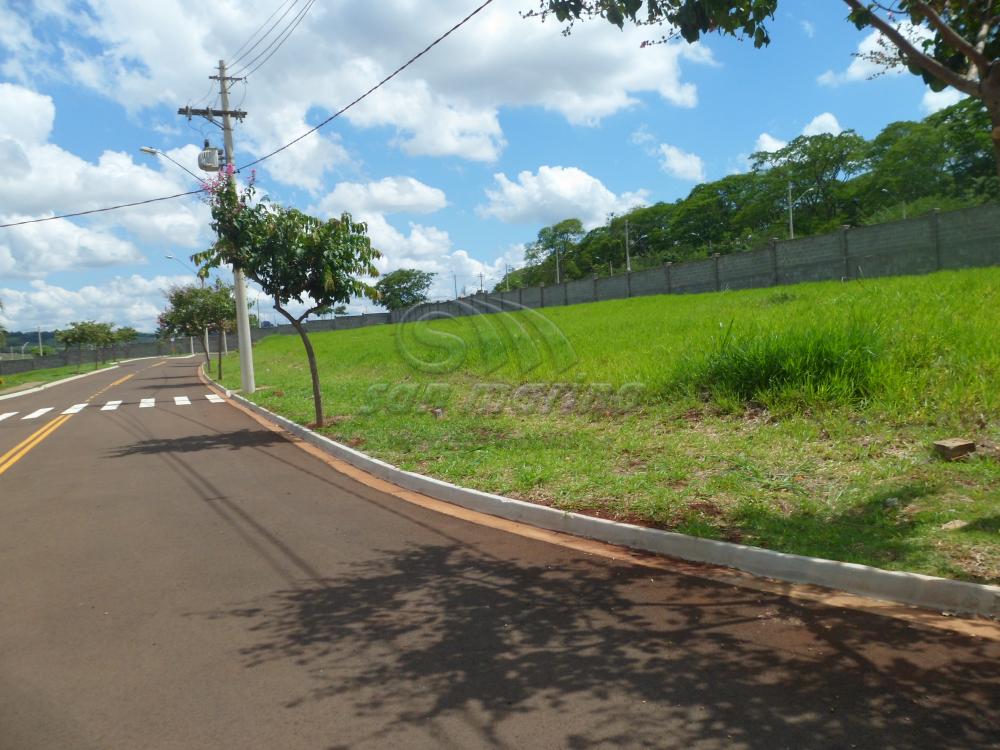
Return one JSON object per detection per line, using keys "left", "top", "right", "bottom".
{"left": 231, "top": 0, "right": 305, "bottom": 73}
{"left": 238, "top": 0, "right": 495, "bottom": 172}
{"left": 229, "top": 0, "right": 300, "bottom": 66}
{"left": 239, "top": 0, "right": 318, "bottom": 79}
{"left": 0, "top": 190, "right": 205, "bottom": 229}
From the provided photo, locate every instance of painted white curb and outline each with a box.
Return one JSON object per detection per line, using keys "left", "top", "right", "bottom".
{"left": 215, "top": 381, "right": 1000, "bottom": 618}
{"left": 0, "top": 365, "right": 120, "bottom": 401}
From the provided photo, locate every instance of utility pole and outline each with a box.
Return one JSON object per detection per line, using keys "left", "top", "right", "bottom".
{"left": 555, "top": 244, "right": 562, "bottom": 285}
{"left": 453, "top": 273, "right": 459, "bottom": 298}
{"left": 179, "top": 60, "right": 254, "bottom": 393}
{"left": 37, "top": 326, "right": 42, "bottom": 355}
{"left": 479, "top": 273, "right": 484, "bottom": 292}
{"left": 625, "top": 218, "right": 632, "bottom": 272}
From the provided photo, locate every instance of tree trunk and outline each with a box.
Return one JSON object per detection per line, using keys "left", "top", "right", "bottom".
{"left": 278, "top": 308, "right": 323, "bottom": 427}
{"left": 202, "top": 328, "right": 211, "bottom": 365}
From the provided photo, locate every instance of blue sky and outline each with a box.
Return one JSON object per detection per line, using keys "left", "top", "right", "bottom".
{"left": 0, "top": 0, "right": 963, "bottom": 331}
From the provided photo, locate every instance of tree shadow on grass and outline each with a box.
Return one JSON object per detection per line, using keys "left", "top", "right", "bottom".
{"left": 733, "top": 482, "right": 941, "bottom": 570}
{"left": 195, "top": 542, "right": 999, "bottom": 749}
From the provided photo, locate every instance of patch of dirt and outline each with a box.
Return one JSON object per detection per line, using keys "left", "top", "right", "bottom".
{"left": 323, "top": 414, "right": 351, "bottom": 427}
{"left": 687, "top": 500, "right": 725, "bottom": 518}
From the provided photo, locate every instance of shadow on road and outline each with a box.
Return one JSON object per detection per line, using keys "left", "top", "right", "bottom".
{"left": 109, "top": 429, "right": 287, "bottom": 456}
{"left": 197, "top": 543, "right": 1000, "bottom": 749}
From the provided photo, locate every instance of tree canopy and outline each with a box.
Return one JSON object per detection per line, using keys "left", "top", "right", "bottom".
{"left": 495, "top": 97, "right": 994, "bottom": 291}
{"left": 375, "top": 268, "right": 436, "bottom": 311}
{"left": 196, "top": 181, "right": 381, "bottom": 425}
{"left": 532, "top": 1, "right": 1000, "bottom": 178}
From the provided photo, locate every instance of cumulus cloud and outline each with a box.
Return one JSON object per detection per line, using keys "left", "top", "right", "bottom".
{"left": 754, "top": 132, "right": 787, "bottom": 153}
{"left": 10, "top": 1, "right": 716, "bottom": 171}
{"left": 801, "top": 20, "right": 816, "bottom": 38}
{"left": 478, "top": 166, "right": 648, "bottom": 229}
{"left": 921, "top": 88, "right": 965, "bottom": 114}
{"left": 802, "top": 112, "right": 843, "bottom": 136}
{"left": 0, "top": 82, "right": 212, "bottom": 258}
{"left": 818, "top": 25, "right": 932, "bottom": 86}
{"left": 0, "top": 274, "right": 194, "bottom": 330}
{"left": 658, "top": 144, "right": 705, "bottom": 181}
{"left": 315, "top": 177, "right": 447, "bottom": 218}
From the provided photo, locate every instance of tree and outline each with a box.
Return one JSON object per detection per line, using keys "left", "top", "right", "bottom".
{"left": 56, "top": 321, "right": 115, "bottom": 369}
{"left": 533, "top": 1, "right": 1000, "bottom": 180}
{"left": 524, "top": 218, "right": 585, "bottom": 284}
{"left": 115, "top": 326, "right": 139, "bottom": 359}
{"left": 196, "top": 181, "right": 381, "bottom": 426}
{"left": 375, "top": 268, "right": 436, "bottom": 311}
{"left": 158, "top": 285, "right": 215, "bottom": 367}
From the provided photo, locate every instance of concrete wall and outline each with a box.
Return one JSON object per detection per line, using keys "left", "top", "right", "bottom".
{"left": 0, "top": 341, "right": 179, "bottom": 377}
{"left": 232, "top": 203, "right": 999, "bottom": 346}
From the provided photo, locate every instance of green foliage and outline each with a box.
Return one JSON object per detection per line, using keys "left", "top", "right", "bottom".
{"left": 495, "top": 97, "right": 994, "bottom": 291}
{"left": 197, "top": 179, "right": 381, "bottom": 423}
{"left": 375, "top": 268, "right": 436, "bottom": 311}
{"left": 670, "top": 317, "right": 884, "bottom": 409}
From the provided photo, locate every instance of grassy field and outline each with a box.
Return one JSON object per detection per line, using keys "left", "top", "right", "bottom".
{"left": 0, "top": 361, "right": 119, "bottom": 394}
{"left": 216, "top": 268, "right": 1000, "bottom": 583}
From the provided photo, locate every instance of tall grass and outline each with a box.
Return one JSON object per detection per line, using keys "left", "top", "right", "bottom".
{"left": 669, "top": 317, "right": 885, "bottom": 409}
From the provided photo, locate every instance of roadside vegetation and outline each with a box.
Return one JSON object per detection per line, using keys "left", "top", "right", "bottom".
{"left": 498, "top": 98, "right": 996, "bottom": 290}
{"left": 0, "top": 361, "right": 119, "bottom": 394}
{"left": 217, "top": 268, "right": 1000, "bottom": 583}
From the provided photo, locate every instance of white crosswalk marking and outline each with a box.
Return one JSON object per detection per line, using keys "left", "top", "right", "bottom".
{"left": 63, "top": 404, "right": 88, "bottom": 414}
{"left": 100, "top": 401, "right": 123, "bottom": 411}
{"left": 140, "top": 398, "right": 155, "bottom": 408}
{"left": 23, "top": 408, "right": 53, "bottom": 420}
{"left": 0, "top": 412, "right": 18, "bottom": 422}
{"left": 205, "top": 394, "right": 225, "bottom": 403}
{"left": 174, "top": 396, "right": 191, "bottom": 406}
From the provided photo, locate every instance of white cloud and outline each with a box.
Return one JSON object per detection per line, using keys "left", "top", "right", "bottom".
{"left": 754, "top": 132, "right": 787, "bottom": 153}
{"left": 0, "top": 83, "right": 212, "bottom": 267}
{"left": 10, "top": 1, "right": 717, "bottom": 176}
{"left": 802, "top": 112, "right": 843, "bottom": 136}
{"left": 801, "top": 20, "right": 816, "bottom": 38}
{"left": 921, "top": 88, "right": 965, "bottom": 114}
{"left": 658, "top": 144, "right": 706, "bottom": 181}
{"left": 315, "top": 177, "right": 447, "bottom": 218}
{"left": 818, "top": 25, "right": 932, "bottom": 86}
{"left": 0, "top": 274, "right": 194, "bottom": 330}
{"left": 630, "top": 126, "right": 656, "bottom": 147}
{"left": 477, "top": 166, "right": 648, "bottom": 229}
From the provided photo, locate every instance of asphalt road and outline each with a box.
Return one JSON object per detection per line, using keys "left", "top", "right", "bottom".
{"left": 1, "top": 356, "right": 997, "bottom": 750}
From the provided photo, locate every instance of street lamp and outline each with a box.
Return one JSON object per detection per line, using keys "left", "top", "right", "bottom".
{"left": 139, "top": 146, "right": 207, "bottom": 185}
{"left": 880, "top": 188, "right": 907, "bottom": 219}
{"left": 788, "top": 182, "right": 815, "bottom": 240}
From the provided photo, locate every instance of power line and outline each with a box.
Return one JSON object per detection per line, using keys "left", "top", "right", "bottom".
{"left": 238, "top": 0, "right": 495, "bottom": 172}
{"left": 239, "top": 0, "right": 318, "bottom": 79}
{"left": 0, "top": 190, "right": 204, "bottom": 229}
{"left": 230, "top": 0, "right": 299, "bottom": 65}
{"left": 231, "top": 0, "right": 304, "bottom": 72}
{"left": 0, "top": 0, "right": 494, "bottom": 230}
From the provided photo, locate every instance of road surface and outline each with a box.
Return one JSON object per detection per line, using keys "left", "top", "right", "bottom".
{"left": 1, "top": 357, "right": 997, "bottom": 749}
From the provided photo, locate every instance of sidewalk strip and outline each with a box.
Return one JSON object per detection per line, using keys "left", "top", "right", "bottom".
{"left": 22, "top": 408, "right": 53, "bottom": 420}
{"left": 63, "top": 404, "right": 88, "bottom": 414}
{"left": 174, "top": 396, "right": 191, "bottom": 406}
{"left": 100, "top": 400, "right": 123, "bottom": 411}
{"left": 0, "top": 412, "right": 17, "bottom": 422}
{"left": 0, "top": 414, "right": 71, "bottom": 476}
{"left": 140, "top": 398, "right": 155, "bottom": 408}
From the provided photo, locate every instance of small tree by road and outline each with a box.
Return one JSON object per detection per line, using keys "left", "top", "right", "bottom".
{"left": 197, "top": 182, "right": 381, "bottom": 426}
{"left": 115, "top": 326, "right": 139, "bottom": 359}
{"left": 158, "top": 286, "right": 215, "bottom": 367}
{"left": 374, "top": 269, "right": 436, "bottom": 311}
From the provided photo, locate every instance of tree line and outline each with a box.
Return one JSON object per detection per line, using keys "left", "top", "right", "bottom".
{"left": 496, "top": 98, "right": 994, "bottom": 291}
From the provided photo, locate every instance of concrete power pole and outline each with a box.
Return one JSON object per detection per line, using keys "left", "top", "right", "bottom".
{"left": 625, "top": 218, "right": 632, "bottom": 272}
{"left": 179, "top": 62, "right": 255, "bottom": 393}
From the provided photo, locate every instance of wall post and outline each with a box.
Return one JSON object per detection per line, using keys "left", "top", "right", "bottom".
{"left": 931, "top": 208, "right": 942, "bottom": 270}
{"left": 840, "top": 225, "right": 851, "bottom": 280}
{"left": 593, "top": 273, "right": 598, "bottom": 302}
{"left": 712, "top": 252, "right": 721, "bottom": 291}
{"left": 769, "top": 238, "right": 779, "bottom": 285}
{"left": 626, "top": 270, "right": 632, "bottom": 297}
{"left": 665, "top": 262, "right": 673, "bottom": 294}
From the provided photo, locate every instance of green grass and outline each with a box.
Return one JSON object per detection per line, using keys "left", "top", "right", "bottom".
{"left": 0, "top": 361, "right": 118, "bottom": 393}
{"left": 216, "top": 268, "right": 1000, "bottom": 583}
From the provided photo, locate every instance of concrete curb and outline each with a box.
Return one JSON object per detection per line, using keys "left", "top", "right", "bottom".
{"left": 209, "top": 376, "right": 1000, "bottom": 618}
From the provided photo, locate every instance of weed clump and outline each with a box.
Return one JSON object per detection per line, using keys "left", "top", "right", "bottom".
{"left": 671, "top": 317, "right": 884, "bottom": 409}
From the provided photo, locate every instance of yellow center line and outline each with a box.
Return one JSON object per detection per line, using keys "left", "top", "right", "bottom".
{"left": 0, "top": 414, "right": 73, "bottom": 477}
{"left": 89, "top": 373, "right": 135, "bottom": 400}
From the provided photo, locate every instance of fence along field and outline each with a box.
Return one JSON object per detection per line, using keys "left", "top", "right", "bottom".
{"left": 239, "top": 202, "right": 1000, "bottom": 339}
